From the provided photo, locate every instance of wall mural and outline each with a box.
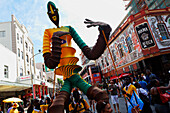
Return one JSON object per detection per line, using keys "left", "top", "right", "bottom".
{"left": 147, "top": 15, "right": 170, "bottom": 49}
{"left": 98, "top": 23, "right": 143, "bottom": 74}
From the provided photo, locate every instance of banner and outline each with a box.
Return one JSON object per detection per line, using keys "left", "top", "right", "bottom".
{"left": 127, "top": 91, "right": 144, "bottom": 113}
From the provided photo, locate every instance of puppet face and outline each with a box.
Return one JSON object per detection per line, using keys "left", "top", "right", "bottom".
{"left": 47, "top": 2, "right": 59, "bottom": 27}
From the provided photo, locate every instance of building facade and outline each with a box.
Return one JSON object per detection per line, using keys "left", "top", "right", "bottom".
{"left": 0, "top": 15, "right": 56, "bottom": 101}
{"left": 96, "top": 1, "right": 169, "bottom": 83}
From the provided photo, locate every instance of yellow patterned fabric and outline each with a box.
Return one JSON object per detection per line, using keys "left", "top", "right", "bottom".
{"left": 43, "top": 26, "right": 81, "bottom": 79}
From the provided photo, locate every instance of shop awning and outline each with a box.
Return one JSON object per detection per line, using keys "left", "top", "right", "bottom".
{"left": 0, "top": 80, "right": 31, "bottom": 92}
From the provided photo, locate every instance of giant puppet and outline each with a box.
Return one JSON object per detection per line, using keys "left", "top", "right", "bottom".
{"left": 43, "top": 1, "right": 112, "bottom": 113}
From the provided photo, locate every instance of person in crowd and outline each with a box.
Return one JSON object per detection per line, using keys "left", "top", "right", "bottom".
{"left": 138, "top": 76, "right": 148, "bottom": 92}
{"left": 10, "top": 103, "right": 19, "bottom": 113}
{"left": 141, "top": 73, "right": 146, "bottom": 81}
{"left": 7, "top": 103, "right": 13, "bottom": 113}
{"left": 118, "top": 79, "right": 123, "bottom": 96}
{"left": 18, "top": 103, "right": 24, "bottom": 113}
{"left": 96, "top": 101, "right": 113, "bottom": 113}
{"left": 45, "top": 97, "right": 51, "bottom": 113}
{"left": 27, "top": 100, "right": 33, "bottom": 113}
{"left": 109, "top": 80, "right": 120, "bottom": 113}
{"left": 150, "top": 79, "right": 170, "bottom": 113}
{"left": 32, "top": 99, "right": 42, "bottom": 113}
{"left": 69, "top": 88, "right": 90, "bottom": 113}
{"left": 40, "top": 96, "right": 45, "bottom": 105}
{"left": 146, "top": 69, "right": 159, "bottom": 83}
{"left": 134, "top": 82, "right": 152, "bottom": 113}
{"left": 122, "top": 77, "right": 137, "bottom": 97}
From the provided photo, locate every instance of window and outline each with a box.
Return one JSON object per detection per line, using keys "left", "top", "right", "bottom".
{"left": 157, "top": 23, "right": 169, "bottom": 40}
{"left": 20, "top": 68, "right": 23, "bottom": 76}
{"left": 126, "top": 37, "right": 134, "bottom": 53}
{"left": 17, "top": 33, "right": 19, "bottom": 40}
{"left": 26, "top": 55, "right": 29, "bottom": 62}
{"left": 101, "top": 59, "right": 104, "bottom": 68}
{"left": 4, "top": 65, "right": 8, "bottom": 78}
{"left": 21, "top": 51, "right": 23, "bottom": 59}
{"left": 105, "top": 57, "right": 109, "bottom": 66}
{"left": 20, "top": 37, "right": 22, "bottom": 43}
{"left": 27, "top": 71, "right": 30, "bottom": 75}
{"left": 118, "top": 44, "right": 124, "bottom": 58}
{"left": 25, "top": 42, "right": 28, "bottom": 49}
{"left": 0, "top": 31, "right": 5, "bottom": 37}
{"left": 112, "top": 49, "right": 116, "bottom": 61}
{"left": 18, "top": 48, "right": 20, "bottom": 57}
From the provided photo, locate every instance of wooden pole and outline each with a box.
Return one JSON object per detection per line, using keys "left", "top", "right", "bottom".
{"left": 52, "top": 69, "right": 56, "bottom": 98}
{"left": 101, "top": 30, "right": 118, "bottom": 76}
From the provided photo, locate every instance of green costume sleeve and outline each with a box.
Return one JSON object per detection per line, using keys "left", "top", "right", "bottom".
{"left": 66, "top": 26, "right": 87, "bottom": 49}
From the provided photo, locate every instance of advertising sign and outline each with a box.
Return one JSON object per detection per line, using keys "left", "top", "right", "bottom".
{"left": 92, "top": 73, "right": 101, "bottom": 83}
{"left": 135, "top": 23, "right": 155, "bottom": 49}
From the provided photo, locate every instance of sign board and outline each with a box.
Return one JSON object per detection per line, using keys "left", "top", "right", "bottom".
{"left": 135, "top": 22, "right": 155, "bottom": 49}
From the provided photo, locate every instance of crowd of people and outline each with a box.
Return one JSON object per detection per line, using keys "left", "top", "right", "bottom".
{"left": 5, "top": 69, "right": 170, "bottom": 113}
{"left": 103, "top": 69, "right": 170, "bottom": 113}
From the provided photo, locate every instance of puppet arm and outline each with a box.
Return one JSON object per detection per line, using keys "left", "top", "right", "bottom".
{"left": 68, "top": 19, "right": 111, "bottom": 60}
{"left": 43, "top": 30, "right": 62, "bottom": 69}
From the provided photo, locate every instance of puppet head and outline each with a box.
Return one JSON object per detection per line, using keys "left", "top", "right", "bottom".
{"left": 47, "top": 1, "right": 59, "bottom": 27}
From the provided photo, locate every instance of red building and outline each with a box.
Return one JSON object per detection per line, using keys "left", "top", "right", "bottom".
{"left": 96, "top": 6, "right": 170, "bottom": 83}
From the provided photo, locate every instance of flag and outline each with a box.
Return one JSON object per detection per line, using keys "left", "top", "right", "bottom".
{"left": 127, "top": 90, "right": 144, "bottom": 113}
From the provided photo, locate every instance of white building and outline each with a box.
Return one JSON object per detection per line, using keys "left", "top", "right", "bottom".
{"left": 0, "top": 15, "right": 55, "bottom": 99}
{"left": 0, "top": 15, "right": 35, "bottom": 79}
{"left": 0, "top": 43, "right": 31, "bottom": 97}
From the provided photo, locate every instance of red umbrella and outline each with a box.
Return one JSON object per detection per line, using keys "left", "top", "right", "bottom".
{"left": 24, "top": 93, "right": 33, "bottom": 97}
{"left": 119, "top": 73, "right": 132, "bottom": 78}
{"left": 109, "top": 76, "right": 118, "bottom": 81}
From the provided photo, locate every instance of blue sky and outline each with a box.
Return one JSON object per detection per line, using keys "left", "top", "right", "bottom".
{"left": 0, "top": 0, "right": 129, "bottom": 65}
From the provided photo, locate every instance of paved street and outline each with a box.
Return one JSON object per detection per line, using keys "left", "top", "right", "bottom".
{"left": 82, "top": 94, "right": 156, "bottom": 113}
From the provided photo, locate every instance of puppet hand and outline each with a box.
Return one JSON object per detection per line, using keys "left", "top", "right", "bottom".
{"left": 84, "top": 19, "right": 111, "bottom": 33}
{"left": 52, "top": 31, "right": 70, "bottom": 37}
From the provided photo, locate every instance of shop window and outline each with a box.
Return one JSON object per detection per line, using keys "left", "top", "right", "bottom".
{"left": 4, "top": 65, "right": 8, "bottom": 78}
{"left": 0, "top": 31, "right": 5, "bottom": 37}
{"left": 157, "top": 23, "right": 169, "bottom": 40}
{"left": 118, "top": 44, "right": 124, "bottom": 58}
{"left": 126, "top": 37, "right": 134, "bottom": 53}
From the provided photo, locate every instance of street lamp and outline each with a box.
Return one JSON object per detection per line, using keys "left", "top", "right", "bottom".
{"left": 30, "top": 49, "right": 42, "bottom": 99}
